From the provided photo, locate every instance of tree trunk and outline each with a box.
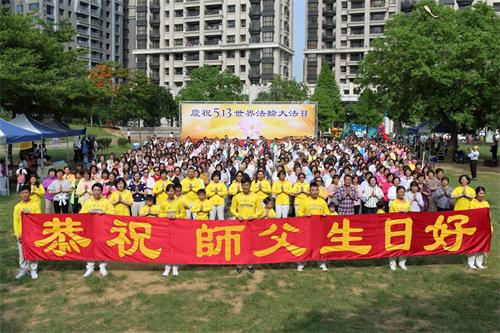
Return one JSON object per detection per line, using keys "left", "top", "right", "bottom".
{"left": 445, "top": 122, "right": 458, "bottom": 163}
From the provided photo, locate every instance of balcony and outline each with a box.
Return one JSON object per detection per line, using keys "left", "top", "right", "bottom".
{"left": 322, "top": 20, "right": 334, "bottom": 29}
{"left": 185, "top": 55, "right": 200, "bottom": 62}
{"left": 77, "top": 39, "right": 90, "bottom": 47}
{"left": 91, "top": 20, "right": 100, "bottom": 28}
{"left": 77, "top": 6, "right": 89, "bottom": 14}
{"left": 77, "top": 18, "right": 89, "bottom": 25}
{"left": 204, "top": 39, "right": 221, "bottom": 46}
{"left": 149, "top": 31, "right": 161, "bottom": 39}
{"left": 91, "top": 0, "right": 100, "bottom": 5}
{"left": 186, "top": 10, "right": 200, "bottom": 17}
{"left": 90, "top": 8, "right": 100, "bottom": 16}
{"left": 248, "top": 70, "right": 260, "bottom": 80}
{"left": 150, "top": 59, "right": 160, "bottom": 67}
{"left": 249, "top": 23, "right": 261, "bottom": 33}
{"left": 149, "top": 1, "right": 160, "bottom": 10}
{"left": 205, "top": 54, "right": 221, "bottom": 62}
{"left": 249, "top": 51, "right": 261, "bottom": 64}
{"left": 91, "top": 42, "right": 101, "bottom": 50}
{"left": 205, "top": 24, "right": 222, "bottom": 33}
{"left": 91, "top": 30, "right": 100, "bottom": 38}
{"left": 150, "top": 16, "right": 160, "bottom": 24}
{"left": 322, "top": 7, "right": 335, "bottom": 16}
{"left": 185, "top": 25, "right": 200, "bottom": 32}
{"left": 91, "top": 55, "right": 101, "bottom": 61}
{"left": 205, "top": 9, "right": 221, "bottom": 16}
{"left": 322, "top": 33, "right": 335, "bottom": 42}
{"left": 249, "top": 6, "right": 261, "bottom": 17}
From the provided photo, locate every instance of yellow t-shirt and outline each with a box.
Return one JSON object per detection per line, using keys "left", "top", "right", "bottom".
{"left": 292, "top": 181, "right": 310, "bottom": 206}
{"left": 206, "top": 182, "right": 228, "bottom": 206}
{"left": 80, "top": 197, "right": 114, "bottom": 214}
{"left": 228, "top": 181, "right": 243, "bottom": 196}
{"left": 139, "top": 204, "right": 161, "bottom": 217}
{"left": 181, "top": 177, "right": 204, "bottom": 202}
{"left": 318, "top": 186, "right": 328, "bottom": 201}
{"left": 13, "top": 200, "right": 41, "bottom": 237}
{"left": 109, "top": 189, "right": 133, "bottom": 216}
{"left": 376, "top": 209, "right": 386, "bottom": 214}
{"left": 470, "top": 199, "right": 489, "bottom": 209}
{"left": 271, "top": 180, "right": 292, "bottom": 205}
{"left": 451, "top": 186, "right": 475, "bottom": 210}
{"left": 159, "top": 198, "right": 185, "bottom": 218}
{"left": 389, "top": 199, "right": 411, "bottom": 213}
{"left": 29, "top": 183, "right": 45, "bottom": 206}
{"left": 251, "top": 179, "right": 272, "bottom": 202}
{"left": 191, "top": 199, "right": 213, "bottom": 220}
{"left": 296, "top": 197, "right": 329, "bottom": 216}
{"left": 230, "top": 192, "right": 263, "bottom": 219}
{"left": 328, "top": 210, "right": 338, "bottom": 216}
{"left": 153, "top": 179, "right": 173, "bottom": 205}
{"left": 261, "top": 208, "right": 276, "bottom": 219}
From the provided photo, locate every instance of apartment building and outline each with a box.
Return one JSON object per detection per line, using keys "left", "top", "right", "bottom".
{"left": 303, "top": 0, "right": 500, "bottom": 102}
{"left": 131, "top": 0, "right": 294, "bottom": 96}
{"left": 12, "top": 0, "right": 127, "bottom": 67}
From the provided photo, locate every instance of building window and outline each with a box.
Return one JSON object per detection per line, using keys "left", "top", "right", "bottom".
{"left": 137, "top": 26, "right": 146, "bottom": 34}
{"left": 262, "top": 63, "right": 273, "bottom": 73}
{"left": 227, "top": 51, "right": 235, "bottom": 58}
{"left": 307, "top": 41, "right": 317, "bottom": 49}
{"left": 174, "top": 38, "right": 182, "bottom": 46}
{"left": 28, "top": 3, "right": 39, "bottom": 11}
{"left": 165, "top": 10, "right": 169, "bottom": 18}
{"left": 227, "top": 35, "right": 235, "bottom": 43}
{"left": 174, "top": 10, "right": 182, "bottom": 17}
{"left": 240, "top": 34, "right": 246, "bottom": 42}
{"left": 263, "top": 16, "right": 274, "bottom": 27}
{"left": 240, "top": 50, "right": 245, "bottom": 57}
{"left": 227, "top": 65, "right": 235, "bottom": 73}
{"left": 240, "top": 19, "right": 246, "bottom": 27}
{"left": 174, "top": 54, "right": 182, "bottom": 60}
{"left": 16, "top": 4, "right": 23, "bottom": 13}
{"left": 262, "top": 48, "right": 272, "bottom": 57}
{"left": 164, "top": 25, "right": 170, "bottom": 32}
{"left": 174, "top": 24, "right": 183, "bottom": 31}
{"left": 227, "top": 5, "right": 235, "bottom": 13}
{"left": 137, "top": 11, "right": 147, "bottom": 20}
{"left": 241, "top": 4, "right": 246, "bottom": 12}
{"left": 227, "top": 20, "right": 235, "bottom": 28}
{"left": 263, "top": 32, "right": 273, "bottom": 42}
{"left": 240, "top": 65, "right": 246, "bottom": 72}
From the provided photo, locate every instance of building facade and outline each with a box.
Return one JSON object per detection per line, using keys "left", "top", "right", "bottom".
{"left": 131, "top": 0, "right": 293, "bottom": 96}
{"left": 303, "top": 0, "right": 500, "bottom": 102}
{"left": 12, "top": 0, "right": 127, "bottom": 67}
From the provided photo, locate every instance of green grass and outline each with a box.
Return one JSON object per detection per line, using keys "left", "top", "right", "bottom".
{"left": 0, "top": 163, "right": 499, "bottom": 332}
{"left": 69, "top": 124, "right": 114, "bottom": 139}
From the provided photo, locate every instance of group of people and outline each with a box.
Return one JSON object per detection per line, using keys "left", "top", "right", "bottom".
{"left": 13, "top": 135, "right": 491, "bottom": 280}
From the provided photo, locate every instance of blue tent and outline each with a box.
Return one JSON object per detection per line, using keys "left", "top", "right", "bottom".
{"left": 43, "top": 119, "right": 86, "bottom": 137}
{"left": 0, "top": 118, "right": 41, "bottom": 144}
{"left": 10, "top": 114, "right": 66, "bottom": 139}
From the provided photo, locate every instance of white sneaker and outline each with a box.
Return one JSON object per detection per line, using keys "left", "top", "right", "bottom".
{"left": 476, "top": 264, "right": 485, "bottom": 270}
{"left": 172, "top": 266, "right": 179, "bottom": 276}
{"left": 468, "top": 264, "right": 477, "bottom": 270}
{"left": 15, "top": 270, "right": 28, "bottom": 280}
{"left": 162, "top": 265, "right": 171, "bottom": 277}
{"left": 83, "top": 268, "right": 94, "bottom": 278}
{"left": 30, "top": 270, "right": 38, "bottom": 280}
{"left": 297, "top": 265, "right": 304, "bottom": 272}
{"left": 320, "top": 264, "right": 328, "bottom": 272}
{"left": 389, "top": 261, "right": 397, "bottom": 271}
{"left": 99, "top": 266, "right": 108, "bottom": 277}
{"left": 399, "top": 262, "right": 408, "bottom": 271}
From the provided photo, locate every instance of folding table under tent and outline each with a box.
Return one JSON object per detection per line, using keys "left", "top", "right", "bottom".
{"left": 0, "top": 118, "right": 41, "bottom": 195}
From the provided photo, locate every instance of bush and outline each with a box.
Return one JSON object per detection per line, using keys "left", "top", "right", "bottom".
{"left": 95, "top": 138, "right": 112, "bottom": 149}
{"left": 117, "top": 137, "right": 129, "bottom": 148}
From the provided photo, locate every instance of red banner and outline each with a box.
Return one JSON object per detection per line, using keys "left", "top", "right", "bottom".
{"left": 22, "top": 209, "right": 491, "bottom": 265}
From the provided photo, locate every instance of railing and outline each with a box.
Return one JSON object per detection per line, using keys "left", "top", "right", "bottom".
{"left": 205, "top": 9, "right": 221, "bottom": 15}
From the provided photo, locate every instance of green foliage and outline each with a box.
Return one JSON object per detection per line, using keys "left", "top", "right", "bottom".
{"left": 255, "top": 75, "right": 309, "bottom": 102}
{"left": 111, "top": 71, "right": 177, "bottom": 126}
{"left": 310, "top": 64, "right": 344, "bottom": 132}
{"left": 177, "top": 66, "right": 247, "bottom": 102}
{"left": 0, "top": 9, "right": 91, "bottom": 120}
{"left": 351, "top": 89, "right": 385, "bottom": 127}
{"left": 95, "top": 138, "right": 112, "bottom": 149}
{"left": 117, "top": 137, "right": 129, "bottom": 147}
{"left": 356, "top": 1, "right": 500, "bottom": 158}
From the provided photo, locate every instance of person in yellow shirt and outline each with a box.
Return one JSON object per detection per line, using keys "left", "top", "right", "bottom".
{"left": 272, "top": 170, "right": 292, "bottom": 218}
{"left": 296, "top": 182, "right": 329, "bottom": 272}
{"left": 174, "top": 183, "right": 188, "bottom": 219}
{"left": 292, "top": 173, "right": 310, "bottom": 214}
{"left": 260, "top": 198, "right": 276, "bottom": 218}
{"left": 228, "top": 171, "right": 244, "bottom": 196}
{"left": 451, "top": 175, "right": 476, "bottom": 210}
{"left": 376, "top": 201, "right": 386, "bottom": 214}
{"left": 388, "top": 185, "right": 410, "bottom": 271}
{"left": 231, "top": 176, "right": 262, "bottom": 274}
{"left": 153, "top": 170, "right": 173, "bottom": 206}
{"left": 191, "top": 189, "right": 213, "bottom": 220}
{"left": 158, "top": 184, "right": 184, "bottom": 219}
{"left": 251, "top": 169, "right": 272, "bottom": 203}
{"left": 140, "top": 194, "right": 161, "bottom": 217}
{"left": 468, "top": 186, "right": 489, "bottom": 270}
{"left": 314, "top": 177, "right": 328, "bottom": 201}
{"left": 109, "top": 178, "right": 133, "bottom": 216}
{"left": 206, "top": 171, "right": 227, "bottom": 220}
{"left": 328, "top": 203, "right": 338, "bottom": 216}
{"left": 13, "top": 185, "right": 41, "bottom": 280}
{"left": 80, "top": 183, "right": 114, "bottom": 278}
{"left": 28, "top": 175, "right": 45, "bottom": 211}
{"left": 181, "top": 167, "right": 205, "bottom": 218}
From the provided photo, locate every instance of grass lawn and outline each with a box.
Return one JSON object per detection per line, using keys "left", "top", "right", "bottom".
{"left": 0, "top": 163, "right": 498, "bottom": 332}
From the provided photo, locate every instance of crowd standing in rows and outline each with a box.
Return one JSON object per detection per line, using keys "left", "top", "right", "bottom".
{"left": 13, "top": 136, "right": 490, "bottom": 280}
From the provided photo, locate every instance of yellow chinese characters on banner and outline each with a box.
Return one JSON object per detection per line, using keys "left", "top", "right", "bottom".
{"left": 19, "top": 141, "right": 33, "bottom": 150}
{"left": 34, "top": 217, "right": 91, "bottom": 256}
{"left": 107, "top": 219, "right": 162, "bottom": 259}
{"left": 196, "top": 223, "right": 245, "bottom": 262}
{"left": 181, "top": 103, "right": 317, "bottom": 139}
{"left": 253, "top": 223, "right": 307, "bottom": 257}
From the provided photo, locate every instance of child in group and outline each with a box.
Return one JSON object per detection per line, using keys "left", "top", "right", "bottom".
{"left": 139, "top": 194, "right": 161, "bottom": 217}
{"left": 261, "top": 198, "right": 276, "bottom": 218}
{"left": 376, "top": 201, "right": 386, "bottom": 214}
{"left": 327, "top": 202, "right": 338, "bottom": 216}
{"left": 467, "top": 186, "right": 489, "bottom": 269}
{"left": 13, "top": 185, "right": 41, "bottom": 280}
{"left": 159, "top": 184, "right": 184, "bottom": 219}
{"left": 388, "top": 185, "right": 411, "bottom": 271}
{"left": 191, "top": 189, "right": 213, "bottom": 220}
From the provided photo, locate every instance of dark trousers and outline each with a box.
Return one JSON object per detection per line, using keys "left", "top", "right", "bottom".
{"left": 54, "top": 200, "right": 69, "bottom": 213}
{"left": 365, "top": 207, "right": 377, "bottom": 214}
{"left": 437, "top": 206, "right": 451, "bottom": 212}
{"left": 470, "top": 160, "right": 478, "bottom": 179}
{"left": 354, "top": 205, "right": 361, "bottom": 214}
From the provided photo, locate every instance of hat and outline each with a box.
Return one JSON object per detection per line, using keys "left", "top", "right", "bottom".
{"left": 473, "top": 145, "right": 479, "bottom": 149}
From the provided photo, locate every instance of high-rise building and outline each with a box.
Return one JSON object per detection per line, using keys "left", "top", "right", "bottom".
{"left": 11, "top": 0, "right": 127, "bottom": 67}
{"left": 131, "top": 0, "right": 293, "bottom": 96}
{"left": 303, "top": 0, "right": 500, "bottom": 102}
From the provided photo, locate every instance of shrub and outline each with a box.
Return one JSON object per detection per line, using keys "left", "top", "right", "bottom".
{"left": 95, "top": 138, "right": 112, "bottom": 149}
{"left": 117, "top": 137, "right": 129, "bottom": 147}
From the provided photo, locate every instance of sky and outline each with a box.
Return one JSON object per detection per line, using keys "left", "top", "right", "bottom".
{"left": 292, "top": 0, "right": 305, "bottom": 82}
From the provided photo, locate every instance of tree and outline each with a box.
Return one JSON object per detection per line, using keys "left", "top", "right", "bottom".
{"left": 0, "top": 9, "right": 91, "bottom": 120}
{"left": 111, "top": 71, "right": 176, "bottom": 126}
{"left": 351, "top": 89, "right": 385, "bottom": 128}
{"left": 176, "top": 66, "right": 247, "bottom": 101}
{"left": 356, "top": 1, "right": 500, "bottom": 161}
{"left": 310, "top": 64, "right": 344, "bottom": 133}
{"left": 255, "top": 75, "right": 309, "bottom": 101}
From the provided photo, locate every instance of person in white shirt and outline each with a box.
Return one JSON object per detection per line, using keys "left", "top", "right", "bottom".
{"left": 140, "top": 168, "right": 155, "bottom": 195}
{"left": 362, "top": 176, "right": 384, "bottom": 214}
{"left": 467, "top": 146, "right": 479, "bottom": 181}
{"left": 405, "top": 181, "right": 424, "bottom": 212}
